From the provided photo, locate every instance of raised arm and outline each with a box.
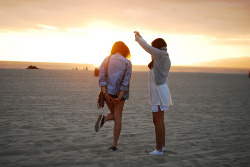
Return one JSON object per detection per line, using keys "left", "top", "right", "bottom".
{"left": 134, "top": 31, "right": 165, "bottom": 60}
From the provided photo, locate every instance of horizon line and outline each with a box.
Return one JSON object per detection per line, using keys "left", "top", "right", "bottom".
{"left": 0, "top": 60, "right": 249, "bottom": 70}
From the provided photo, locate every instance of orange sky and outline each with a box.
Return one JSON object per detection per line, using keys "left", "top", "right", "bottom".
{"left": 0, "top": 0, "right": 250, "bottom": 66}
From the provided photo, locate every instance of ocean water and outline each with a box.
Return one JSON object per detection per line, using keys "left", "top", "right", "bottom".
{"left": 0, "top": 69, "right": 250, "bottom": 166}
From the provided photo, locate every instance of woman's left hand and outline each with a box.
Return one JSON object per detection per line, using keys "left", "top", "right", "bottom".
{"left": 111, "top": 98, "right": 121, "bottom": 104}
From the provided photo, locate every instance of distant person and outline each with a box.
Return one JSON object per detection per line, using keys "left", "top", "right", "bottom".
{"left": 95, "top": 41, "right": 132, "bottom": 151}
{"left": 134, "top": 31, "right": 172, "bottom": 155}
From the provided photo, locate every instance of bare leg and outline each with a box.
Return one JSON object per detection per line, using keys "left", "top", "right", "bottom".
{"left": 157, "top": 107, "right": 165, "bottom": 148}
{"left": 104, "top": 101, "right": 114, "bottom": 123}
{"left": 160, "top": 111, "right": 165, "bottom": 148}
{"left": 112, "top": 100, "right": 125, "bottom": 147}
{"left": 152, "top": 109, "right": 165, "bottom": 151}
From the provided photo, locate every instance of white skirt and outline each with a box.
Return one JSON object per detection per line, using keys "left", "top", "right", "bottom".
{"left": 149, "top": 69, "right": 173, "bottom": 112}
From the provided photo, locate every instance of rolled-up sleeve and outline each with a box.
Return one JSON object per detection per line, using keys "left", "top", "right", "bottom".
{"left": 99, "top": 57, "right": 108, "bottom": 87}
{"left": 119, "top": 62, "right": 132, "bottom": 91}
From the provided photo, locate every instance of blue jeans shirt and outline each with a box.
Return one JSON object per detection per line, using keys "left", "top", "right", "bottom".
{"left": 99, "top": 53, "right": 132, "bottom": 99}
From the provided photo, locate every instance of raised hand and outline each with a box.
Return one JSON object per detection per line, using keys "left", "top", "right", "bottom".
{"left": 134, "top": 31, "right": 141, "bottom": 38}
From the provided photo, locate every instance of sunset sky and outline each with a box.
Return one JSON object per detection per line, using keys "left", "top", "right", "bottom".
{"left": 0, "top": 0, "right": 250, "bottom": 66}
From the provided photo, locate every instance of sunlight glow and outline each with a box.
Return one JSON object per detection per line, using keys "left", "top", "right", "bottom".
{"left": 0, "top": 21, "right": 249, "bottom": 67}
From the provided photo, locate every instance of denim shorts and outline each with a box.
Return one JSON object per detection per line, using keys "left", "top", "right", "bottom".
{"left": 104, "top": 94, "right": 126, "bottom": 101}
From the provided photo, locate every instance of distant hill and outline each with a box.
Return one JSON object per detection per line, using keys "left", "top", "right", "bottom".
{"left": 193, "top": 57, "right": 250, "bottom": 69}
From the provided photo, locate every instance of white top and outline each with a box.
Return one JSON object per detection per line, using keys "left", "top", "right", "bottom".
{"left": 135, "top": 35, "right": 171, "bottom": 85}
{"left": 149, "top": 69, "right": 172, "bottom": 112}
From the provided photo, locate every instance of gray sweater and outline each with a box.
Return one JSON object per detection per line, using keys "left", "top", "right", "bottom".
{"left": 135, "top": 35, "right": 171, "bottom": 85}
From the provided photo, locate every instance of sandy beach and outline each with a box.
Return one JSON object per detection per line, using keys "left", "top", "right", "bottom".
{"left": 0, "top": 69, "right": 250, "bottom": 167}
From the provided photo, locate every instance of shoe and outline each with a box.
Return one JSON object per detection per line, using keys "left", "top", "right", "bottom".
{"left": 149, "top": 149, "right": 163, "bottom": 155}
{"left": 162, "top": 147, "right": 167, "bottom": 152}
{"left": 95, "top": 114, "right": 105, "bottom": 132}
{"left": 109, "top": 146, "right": 117, "bottom": 151}
{"left": 100, "top": 115, "right": 105, "bottom": 127}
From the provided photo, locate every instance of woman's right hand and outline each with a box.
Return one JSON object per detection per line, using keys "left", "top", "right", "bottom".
{"left": 104, "top": 93, "right": 112, "bottom": 102}
{"left": 134, "top": 31, "right": 141, "bottom": 38}
{"left": 134, "top": 31, "right": 140, "bottom": 36}
{"left": 134, "top": 31, "right": 139, "bottom": 35}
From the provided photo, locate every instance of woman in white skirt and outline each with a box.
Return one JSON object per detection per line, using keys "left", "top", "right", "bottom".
{"left": 134, "top": 31, "right": 172, "bottom": 155}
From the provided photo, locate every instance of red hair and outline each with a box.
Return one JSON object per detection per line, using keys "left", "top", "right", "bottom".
{"left": 110, "top": 41, "right": 130, "bottom": 58}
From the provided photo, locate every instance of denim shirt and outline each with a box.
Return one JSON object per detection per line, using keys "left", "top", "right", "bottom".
{"left": 99, "top": 53, "right": 132, "bottom": 99}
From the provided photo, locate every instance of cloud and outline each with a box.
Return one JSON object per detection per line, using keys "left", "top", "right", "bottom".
{"left": 37, "top": 24, "right": 59, "bottom": 30}
{"left": 0, "top": 0, "right": 250, "bottom": 38}
{"left": 211, "top": 37, "right": 250, "bottom": 45}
